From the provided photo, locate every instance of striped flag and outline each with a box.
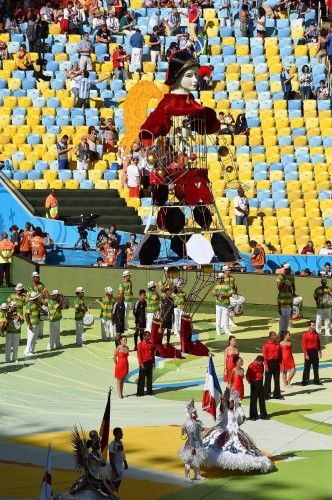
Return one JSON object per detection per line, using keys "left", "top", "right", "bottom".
{"left": 40, "top": 444, "right": 52, "bottom": 500}
{"left": 99, "top": 388, "right": 111, "bottom": 460}
{"left": 202, "top": 355, "right": 222, "bottom": 420}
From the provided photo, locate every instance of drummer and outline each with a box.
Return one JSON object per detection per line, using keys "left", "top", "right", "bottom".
{"left": 212, "top": 272, "right": 233, "bottom": 336}
{"left": 118, "top": 270, "right": 133, "bottom": 331}
{"left": 74, "top": 286, "right": 87, "bottom": 347}
{"left": 223, "top": 265, "right": 238, "bottom": 328}
{"left": 6, "top": 283, "right": 26, "bottom": 318}
{"left": 4, "top": 301, "right": 23, "bottom": 363}
{"left": 96, "top": 286, "right": 115, "bottom": 341}
{"left": 27, "top": 272, "right": 49, "bottom": 339}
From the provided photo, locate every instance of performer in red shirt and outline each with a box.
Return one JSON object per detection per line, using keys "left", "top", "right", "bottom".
{"left": 262, "top": 331, "right": 283, "bottom": 400}
{"left": 302, "top": 320, "right": 322, "bottom": 386}
{"left": 246, "top": 355, "right": 269, "bottom": 420}
{"left": 136, "top": 331, "right": 155, "bottom": 396}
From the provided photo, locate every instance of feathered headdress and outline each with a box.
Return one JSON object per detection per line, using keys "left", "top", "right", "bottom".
{"left": 71, "top": 425, "right": 89, "bottom": 472}
{"left": 185, "top": 398, "right": 197, "bottom": 418}
{"left": 224, "top": 387, "right": 241, "bottom": 407}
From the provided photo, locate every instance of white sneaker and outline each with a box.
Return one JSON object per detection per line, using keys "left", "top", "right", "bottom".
{"left": 193, "top": 475, "right": 206, "bottom": 481}
{"left": 325, "top": 333, "right": 331, "bottom": 336}
{"left": 184, "top": 476, "right": 193, "bottom": 483}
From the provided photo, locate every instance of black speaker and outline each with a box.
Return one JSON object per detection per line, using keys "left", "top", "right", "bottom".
{"left": 164, "top": 207, "right": 185, "bottom": 234}
{"left": 170, "top": 235, "right": 189, "bottom": 258}
{"left": 152, "top": 184, "right": 169, "bottom": 206}
{"left": 211, "top": 231, "right": 240, "bottom": 262}
{"left": 139, "top": 235, "right": 161, "bottom": 265}
{"left": 193, "top": 205, "right": 212, "bottom": 229}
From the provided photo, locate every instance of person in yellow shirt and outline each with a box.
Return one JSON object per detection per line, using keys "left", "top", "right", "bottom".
{"left": 15, "top": 44, "right": 34, "bottom": 71}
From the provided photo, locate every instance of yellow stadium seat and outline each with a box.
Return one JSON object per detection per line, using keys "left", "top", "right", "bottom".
{"left": 95, "top": 180, "right": 109, "bottom": 189}
{"left": 282, "top": 245, "right": 297, "bottom": 254}
{"left": 8, "top": 78, "right": 21, "bottom": 91}
{"left": 34, "top": 179, "right": 49, "bottom": 189}
{"left": 2, "top": 60, "right": 16, "bottom": 71}
{"left": 301, "top": 180, "right": 316, "bottom": 192}
{"left": 233, "top": 135, "right": 247, "bottom": 146}
{"left": 274, "top": 100, "right": 287, "bottom": 110}
{"left": 49, "top": 180, "right": 63, "bottom": 190}
{"left": 303, "top": 190, "right": 317, "bottom": 201}
{"left": 88, "top": 171, "right": 102, "bottom": 182}
{"left": 316, "top": 181, "right": 330, "bottom": 191}
{"left": 64, "top": 179, "right": 79, "bottom": 189}
{"left": 20, "top": 179, "right": 35, "bottom": 189}
{"left": 43, "top": 170, "right": 58, "bottom": 181}
{"left": 303, "top": 100, "right": 317, "bottom": 112}
{"left": 236, "top": 45, "right": 249, "bottom": 56}
{"left": 42, "top": 134, "right": 56, "bottom": 146}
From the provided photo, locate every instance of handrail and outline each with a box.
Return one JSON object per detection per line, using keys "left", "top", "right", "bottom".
{"left": 0, "top": 171, "right": 37, "bottom": 215}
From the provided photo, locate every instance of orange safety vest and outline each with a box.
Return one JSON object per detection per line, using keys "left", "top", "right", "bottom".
{"left": 20, "top": 230, "right": 34, "bottom": 252}
{"left": 30, "top": 236, "right": 46, "bottom": 260}
{"left": 45, "top": 194, "right": 59, "bottom": 219}
{"left": 252, "top": 245, "right": 266, "bottom": 267}
{"left": 0, "top": 239, "right": 14, "bottom": 263}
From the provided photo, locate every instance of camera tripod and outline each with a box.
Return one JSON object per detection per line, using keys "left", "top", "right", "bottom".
{"left": 74, "top": 226, "right": 91, "bottom": 251}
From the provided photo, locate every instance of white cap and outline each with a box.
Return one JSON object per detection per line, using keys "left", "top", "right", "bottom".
{"left": 50, "top": 289, "right": 60, "bottom": 296}
{"left": 122, "top": 270, "right": 131, "bottom": 277}
{"left": 31, "top": 271, "right": 39, "bottom": 278}
{"left": 76, "top": 286, "right": 85, "bottom": 293}
{"left": 0, "top": 303, "right": 8, "bottom": 310}
{"left": 222, "top": 265, "right": 230, "bottom": 271}
{"left": 15, "top": 283, "right": 24, "bottom": 291}
{"left": 30, "top": 291, "right": 39, "bottom": 300}
{"left": 284, "top": 263, "right": 291, "bottom": 269}
{"left": 175, "top": 279, "right": 183, "bottom": 287}
{"left": 105, "top": 286, "right": 113, "bottom": 294}
{"left": 164, "top": 266, "right": 169, "bottom": 271}
{"left": 217, "top": 272, "right": 224, "bottom": 279}
{"left": 148, "top": 280, "right": 156, "bottom": 289}
{"left": 9, "top": 301, "right": 17, "bottom": 308}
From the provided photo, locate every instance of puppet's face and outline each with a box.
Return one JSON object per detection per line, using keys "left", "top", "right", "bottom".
{"left": 178, "top": 67, "right": 198, "bottom": 93}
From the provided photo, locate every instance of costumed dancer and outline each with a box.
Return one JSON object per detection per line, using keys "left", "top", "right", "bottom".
{"left": 146, "top": 281, "right": 160, "bottom": 332}
{"left": 313, "top": 277, "right": 332, "bottom": 337}
{"left": 280, "top": 331, "right": 296, "bottom": 387}
{"left": 133, "top": 288, "right": 147, "bottom": 350}
{"left": 118, "top": 270, "right": 133, "bottom": 331}
{"left": 172, "top": 279, "right": 186, "bottom": 337}
{"left": 223, "top": 335, "right": 239, "bottom": 382}
{"left": 202, "top": 389, "right": 273, "bottom": 473}
{"left": 96, "top": 286, "right": 115, "bottom": 341}
{"left": 213, "top": 272, "right": 233, "bottom": 336}
{"left": 113, "top": 335, "right": 129, "bottom": 399}
{"left": 47, "top": 289, "right": 63, "bottom": 351}
{"left": 4, "top": 301, "right": 23, "bottom": 363}
{"left": 160, "top": 287, "right": 175, "bottom": 344}
{"left": 74, "top": 286, "right": 87, "bottom": 347}
{"left": 109, "top": 427, "right": 128, "bottom": 491}
{"left": 178, "top": 399, "right": 207, "bottom": 482}
{"left": 229, "top": 356, "right": 245, "bottom": 400}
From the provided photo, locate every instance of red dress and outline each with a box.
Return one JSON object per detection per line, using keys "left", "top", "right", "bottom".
{"left": 114, "top": 350, "right": 129, "bottom": 380}
{"left": 280, "top": 342, "right": 295, "bottom": 371}
{"left": 232, "top": 373, "right": 244, "bottom": 400}
{"left": 224, "top": 353, "right": 238, "bottom": 382}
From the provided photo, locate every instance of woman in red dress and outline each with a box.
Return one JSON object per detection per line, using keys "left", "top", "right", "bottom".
{"left": 223, "top": 335, "right": 239, "bottom": 383}
{"left": 280, "top": 331, "right": 296, "bottom": 386}
{"left": 229, "top": 356, "right": 244, "bottom": 400}
{"left": 114, "top": 335, "right": 129, "bottom": 399}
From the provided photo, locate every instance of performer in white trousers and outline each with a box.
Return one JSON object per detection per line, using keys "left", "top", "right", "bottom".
{"left": 223, "top": 265, "right": 238, "bottom": 328}
{"left": 213, "top": 273, "right": 233, "bottom": 336}
{"left": 314, "top": 278, "right": 332, "bottom": 336}
{"left": 24, "top": 291, "right": 41, "bottom": 357}
{"left": 48, "top": 290, "right": 63, "bottom": 350}
{"left": 74, "top": 286, "right": 87, "bottom": 347}
{"left": 146, "top": 281, "right": 160, "bottom": 332}
{"left": 3, "top": 302, "right": 23, "bottom": 363}
{"left": 173, "top": 280, "right": 186, "bottom": 337}
{"left": 118, "top": 271, "right": 133, "bottom": 332}
{"left": 96, "top": 286, "right": 115, "bottom": 341}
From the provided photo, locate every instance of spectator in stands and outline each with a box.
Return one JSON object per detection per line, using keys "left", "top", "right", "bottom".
{"left": 301, "top": 240, "right": 315, "bottom": 255}
{"left": 97, "top": 237, "right": 121, "bottom": 267}
{"left": 0, "top": 232, "right": 14, "bottom": 287}
{"left": 188, "top": 0, "right": 200, "bottom": 40}
{"left": 96, "top": 23, "right": 112, "bottom": 46}
{"left": 30, "top": 227, "right": 46, "bottom": 265}
{"left": 319, "top": 241, "right": 332, "bottom": 256}
{"left": 9, "top": 225, "right": 20, "bottom": 255}
{"left": 100, "top": 118, "right": 118, "bottom": 153}
{"left": 15, "top": 44, "right": 34, "bottom": 71}
{"left": 91, "top": 10, "right": 105, "bottom": 34}
{"left": 315, "top": 28, "right": 328, "bottom": 64}
{"left": 20, "top": 222, "right": 34, "bottom": 260}
{"left": 296, "top": 0, "right": 309, "bottom": 18}
{"left": 250, "top": 240, "right": 266, "bottom": 272}
{"left": 129, "top": 29, "right": 145, "bottom": 72}
{"left": 149, "top": 26, "right": 162, "bottom": 65}
{"left": 112, "top": 45, "right": 128, "bottom": 82}
{"left": 165, "top": 8, "right": 181, "bottom": 36}
{"left": 234, "top": 113, "right": 249, "bottom": 136}
{"left": 197, "top": 65, "right": 214, "bottom": 92}
{"left": 218, "top": 112, "right": 234, "bottom": 135}
{"left": 166, "top": 42, "right": 179, "bottom": 61}
{"left": 57, "top": 135, "right": 72, "bottom": 170}
{"left": 87, "top": 126, "right": 99, "bottom": 163}
{"left": 327, "top": 28, "right": 332, "bottom": 65}
{"left": 239, "top": 4, "right": 250, "bottom": 36}
{"left": 320, "top": 262, "right": 332, "bottom": 277}
{"left": 305, "top": 22, "right": 319, "bottom": 43}
{"left": 315, "top": 80, "right": 330, "bottom": 100}
{"left": 4, "top": 13, "right": 19, "bottom": 33}
{"left": 256, "top": 7, "right": 266, "bottom": 38}
{"left": 299, "top": 65, "right": 312, "bottom": 100}
{"left": 63, "top": 1, "right": 80, "bottom": 34}
{"left": 26, "top": 15, "right": 38, "bottom": 53}
{"left": 106, "top": 11, "right": 120, "bottom": 34}
{"left": 234, "top": 187, "right": 249, "bottom": 226}
{"left": 77, "top": 32, "right": 93, "bottom": 71}
{"left": 299, "top": 268, "right": 313, "bottom": 277}
{"left": 66, "top": 63, "right": 82, "bottom": 104}
{"left": 40, "top": 1, "right": 54, "bottom": 23}
{"left": 125, "top": 234, "right": 138, "bottom": 264}
{"left": 127, "top": 157, "right": 141, "bottom": 198}
{"left": 119, "top": 11, "right": 136, "bottom": 35}
{"left": 45, "top": 189, "right": 59, "bottom": 219}
{"left": 75, "top": 70, "right": 109, "bottom": 109}
{"left": 280, "top": 63, "right": 294, "bottom": 101}
{"left": 0, "top": 40, "right": 8, "bottom": 64}
{"left": 75, "top": 136, "right": 90, "bottom": 171}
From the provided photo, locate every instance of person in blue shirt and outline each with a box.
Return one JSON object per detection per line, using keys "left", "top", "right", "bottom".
{"left": 280, "top": 64, "right": 294, "bottom": 101}
{"left": 130, "top": 28, "right": 145, "bottom": 72}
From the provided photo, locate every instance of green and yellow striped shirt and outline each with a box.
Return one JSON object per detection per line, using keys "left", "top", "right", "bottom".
{"left": 314, "top": 286, "right": 332, "bottom": 309}
{"left": 277, "top": 275, "right": 295, "bottom": 306}
{"left": 173, "top": 290, "right": 186, "bottom": 310}
{"left": 214, "top": 284, "right": 232, "bottom": 306}
{"left": 27, "top": 282, "right": 46, "bottom": 295}
{"left": 7, "top": 316, "right": 22, "bottom": 334}
{"left": 74, "top": 297, "right": 86, "bottom": 320}
{"left": 100, "top": 294, "right": 115, "bottom": 320}
{"left": 146, "top": 290, "right": 160, "bottom": 313}
{"left": 26, "top": 301, "right": 40, "bottom": 325}
{"left": 118, "top": 281, "right": 133, "bottom": 302}
{"left": 6, "top": 293, "right": 26, "bottom": 317}
{"left": 48, "top": 299, "right": 62, "bottom": 322}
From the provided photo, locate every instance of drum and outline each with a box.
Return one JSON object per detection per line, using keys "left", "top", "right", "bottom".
{"left": 229, "top": 295, "right": 245, "bottom": 316}
{"left": 83, "top": 313, "right": 94, "bottom": 326}
{"left": 291, "top": 296, "right": 303, "bottom": 320}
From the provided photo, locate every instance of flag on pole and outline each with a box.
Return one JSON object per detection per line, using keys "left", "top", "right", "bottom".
{"left": 202, "top": 354, "right": 222, "bottom": 420}
{"left": 40, "top": 444, "right": 52, "bottom": 500}
{"left": 99, "top": 388, "right": 111, "bottom": 460}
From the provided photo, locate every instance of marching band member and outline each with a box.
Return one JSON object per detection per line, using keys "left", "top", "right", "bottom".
{"left": 27, "top": 272, "right": 49, "bottom": 339}
{"left": 48, "top": 290, "right": 63, "bottom": 351}
{"left": 172, "top": 279, "right": 186, "bottom": 337}
{"left": 118, "top": 270, "right": 133, "bottom": 331}
{"left": 223, "top": 265, "right": 238, "bottom": 328}
{"left": 0, "top": 302, "right": 8, "bottom": 320}
{"left": 313, "top": 277, "right": 332, "bottom": 337}
{"left": 24, "top": 291, "right": 42, "bottom": 357}
{"left": 4, "top": 301, "right": 23, "bottom": 363}
{"left": 74, "top": 286, "right": 87, "bottom": 347}
{"left": 6, "top": 283, "right": 26, "bottom": 317}
{"left": 96, "top": 286, "right": 115, "bottom": 341}
{"left": 158, "top": 267, "right": 173, "bottom": 297}
{"left": 212, "top": 273, "right": 233, "bottom": 336}
{"left": 133, "top": 289, "right": 147, "bottom": 350}
{"left": 276, "top": 263, "right": 295, "bottom": 335}
{"left": 146, "top": 281, "right": 160, "bottom": 332}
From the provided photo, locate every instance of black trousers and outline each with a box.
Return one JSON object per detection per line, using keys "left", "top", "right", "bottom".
{"left": 0, "top": 262, "right": 10, "bottom": 286}
{"left": 137, "top": 361, "right": 153, "bottom": 396}
{"left": 250, "top": 380, "right": 268, "bottom": 419}
{"left": 20, "top": 251, "right": 31, "bottom": 259}
{"left": 302, "top": 349, "right": 320, "bottom": 384}
{"left": 264, "top": 359, "right": 281, "bottom": 398}
{"left": 134, "top": 327, "right": 144, "bottom": 349}
{"left": 75, "top": 97, "right": 90, "bottom": 108}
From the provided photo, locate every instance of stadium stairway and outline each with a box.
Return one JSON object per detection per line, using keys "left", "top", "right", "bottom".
{"left": 19, "top": 189, "right": 143, "bottom": 234}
